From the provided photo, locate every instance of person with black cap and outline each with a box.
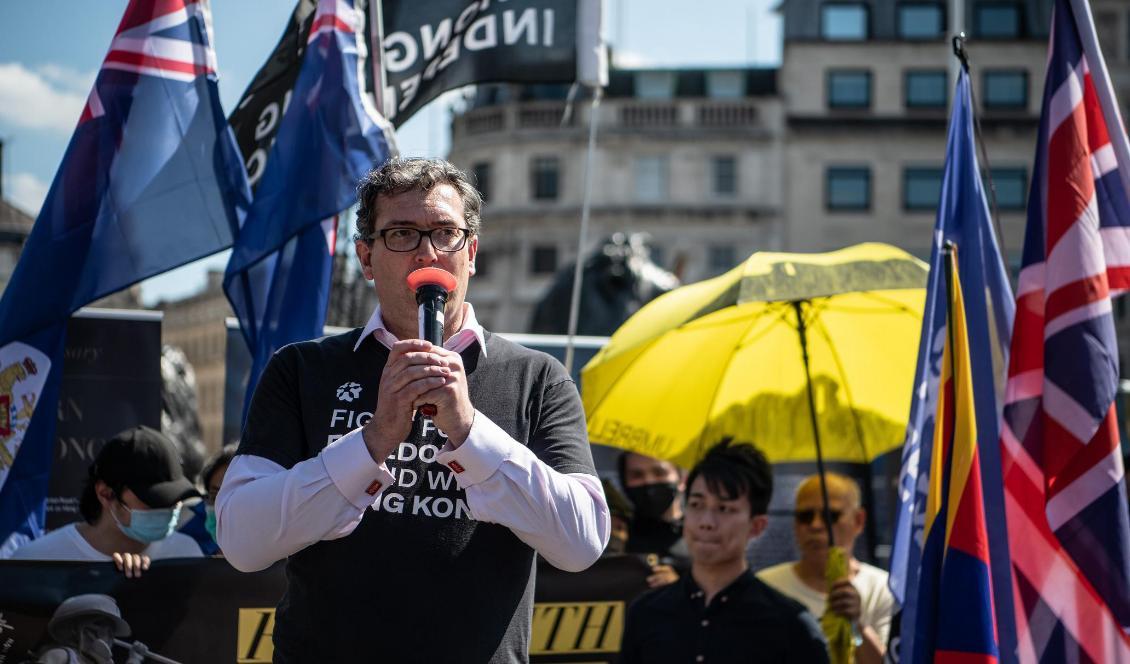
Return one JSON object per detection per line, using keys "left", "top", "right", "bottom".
{"left": 9, "top": 426, "right": 203, "bottom": 574}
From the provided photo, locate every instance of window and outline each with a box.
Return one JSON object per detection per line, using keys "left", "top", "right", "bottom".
{"left": 904, "top": 168, "right": 944, "bottom": 210}
{"left": 712, "top": 156, "right": 738, "bottom": 196}
{"left": 634, "top": 156, "right": 669, "bottom": 202}
{"left": 984, "top": 168, "right": 1028, "bottom": 210}
{"left": 826, "top": 167, "right": 871, "bottom": 210}
{"left": 708, "top": 245, "right": 737, "bottom": 274}
{"left": 531, "top": 157, "right": 559, "bottom": 200}
{"left": 707, "top": 71, "right": 744, "bottom": 99}
{"left": 636, "top": 71, "right": 676, "bottom": 99}
{"left": 898, "top": 3, "right": 944, "bottom": 39}
{"left": 828, "top": 70, "right": 872, "bottom": 108}
{"left": 983, "top": 70, "right": 1028, "bottom": 108}
{"left": 905, "top": 70, "right": 948, "bottom": 108}
{"left": 472, "top": 161, "right": 491, "bottom": 201}
{"left": 531, "top": 246, "right": 558, "bottom": 275}
{"left": 974, "top": 2, "right": 1021, "bottom": 39}
{"left": 822, "top": 3, "right": 869, "bottom": 40}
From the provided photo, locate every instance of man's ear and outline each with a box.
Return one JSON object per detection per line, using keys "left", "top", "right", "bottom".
{"left": 467, "top": 235, "right": 479, "bottom": 276}
{"left": 356, "top": 239, "right": 374, "bottom": 281}
{"left": 851, "top": 507, "right": 867, "bottom": 535}
{"left": 748, "top": 514, "right": 769, "bottom": 539}
{"left": 94, "top": 480, "right": 115, "bottom": 507}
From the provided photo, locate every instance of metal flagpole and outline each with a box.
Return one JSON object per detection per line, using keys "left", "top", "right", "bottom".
{"left": 564, "top": 87, "right": 602, "bottom": 376}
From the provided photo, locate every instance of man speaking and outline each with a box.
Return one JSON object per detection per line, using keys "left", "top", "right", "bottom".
{"left": 217, "top": 158, "right": 610, "bottom": 663}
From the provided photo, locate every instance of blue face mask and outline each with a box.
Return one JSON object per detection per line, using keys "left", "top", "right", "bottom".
{"left": 204, "top": 505, "right": 217, "bottom": 541}
{"left": 112, "top": 502, "right": 180, "bottom": 543}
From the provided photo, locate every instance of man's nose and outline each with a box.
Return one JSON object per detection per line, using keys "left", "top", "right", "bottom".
{"left": 414, "top": 234, "right": 439, "bottom": 262}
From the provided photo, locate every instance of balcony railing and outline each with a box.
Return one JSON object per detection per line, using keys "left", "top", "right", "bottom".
{"left": 619, "top": 104, "right": 678, "bottom": 127}
{"left": 697, "top": 102, "right": 759, "bottom": 126}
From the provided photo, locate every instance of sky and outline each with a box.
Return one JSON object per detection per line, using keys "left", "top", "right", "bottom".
{"left": 0, "top": 0, "right": 781, "bottom": 304}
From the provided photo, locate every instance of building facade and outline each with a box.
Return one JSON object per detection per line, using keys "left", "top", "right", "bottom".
{"left": 441, "top": 0, "right": 1130, "bottom": 335}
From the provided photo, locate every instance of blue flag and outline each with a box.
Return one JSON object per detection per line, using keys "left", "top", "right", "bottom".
{"left": 889, "top": 67, "right": 1017, "bottom": 662}
{"left": 0, "top": 0, "right": 249, "bottom": 552}
{"left": 224, "top": 0, "right": 393, "bottom": 416}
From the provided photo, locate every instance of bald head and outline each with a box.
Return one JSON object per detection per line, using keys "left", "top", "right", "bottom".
{"left": 795, "top": 472, "right": 860, "bottom": 509}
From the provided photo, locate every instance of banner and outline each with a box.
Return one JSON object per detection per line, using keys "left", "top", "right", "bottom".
{"left": 378, "top": 0, "right": 605, "bottom": 125}
{"left": 46, "top": 311, "right": 163, "bottom": 530}
{"left": 0, "top": 555, "right": 650, "bottom": 663}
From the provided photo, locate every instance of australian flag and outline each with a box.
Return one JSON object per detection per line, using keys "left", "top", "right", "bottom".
{"left": 0, "top": 0, "right": 249, "bottom": 552}
{"left": 888, "top": 66, "right": 1017, "bottom": 662}
{"left": 999, "top": 0, "right": 1130, "bottom": 659}
{"left": 224, "top": 0, "right": 394, "bottom": 416}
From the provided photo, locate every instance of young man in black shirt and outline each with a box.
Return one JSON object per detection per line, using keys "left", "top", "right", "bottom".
{"left": 619, "top": 441, "right": 828, "bottom": 663}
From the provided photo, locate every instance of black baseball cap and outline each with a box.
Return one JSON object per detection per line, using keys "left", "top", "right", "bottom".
{"left": 92, "top": 426, "right": 200, "bottom": 507}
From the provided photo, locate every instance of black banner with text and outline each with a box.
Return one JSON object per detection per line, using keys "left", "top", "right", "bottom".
{"left": 0, "top": 554, "right": 650, "bottom": 663}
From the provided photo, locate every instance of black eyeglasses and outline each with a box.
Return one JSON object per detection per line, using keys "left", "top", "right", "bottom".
{"left": 794, "top": 508, "right": 843, "bottom": 525}
{"left": 373, "top": 227, "right": 471, "bottom": 252}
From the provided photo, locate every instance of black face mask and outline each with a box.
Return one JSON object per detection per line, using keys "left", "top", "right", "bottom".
{"left": 626, "top": 482, "right": 679, "bottom": 521}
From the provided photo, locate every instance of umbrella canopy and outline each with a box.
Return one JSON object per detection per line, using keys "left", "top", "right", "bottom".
{"left": 581, "top": 243, "right": 927, "bottom": 470}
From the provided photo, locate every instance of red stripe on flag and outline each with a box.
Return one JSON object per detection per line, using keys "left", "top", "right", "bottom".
{"left": 115, "top": 0, "right": 191, "bottom": 34}
{"left": 1044, "top": 273, "right": 1110, "bottom": 322}
{"left": 1107, "top": 265, "right": 1130, "bottom": 292}
{"left": 1046, "top": 408, "right": 1121, "bottom": 500}
{"left": 104, "top": 50, "right": 210, "bottom": 77}
{"left": 310, "top": 15, "right": 354, "bottom": 35}
{"left": 1082, "top": 73, "right": 1112, "bottom": 153}
{"left": 1040, "top": 413, "right": 1088, "bottom": 481}
{"left": 1005, "top": 292, "right": 1045, "bottom": 376}
{"left": 1044, "top": 101, "right": 1096, "bottom": 254}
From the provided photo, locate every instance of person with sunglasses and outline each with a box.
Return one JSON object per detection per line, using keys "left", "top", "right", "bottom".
{"left": 8, "top": 426, "right": 204, "bottom": 576}
{"left": 216, "top": 158, "right": 609, "bottom": 663}
{"left": 756, "top": 472, "right": 894, "bottom": 664}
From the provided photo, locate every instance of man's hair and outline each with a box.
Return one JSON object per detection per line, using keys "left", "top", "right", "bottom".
{"left": 616, "top": 450, "right": 685, "bottom": 489}
{"left": 795, "top": 471, "right": 861, "bottom": 510}
{"left": 685, "top": 438, "right": 773, "bottom": 515}
{"left": 354, "top": 157, "right": 483, "bottom": 242}
{"left": 201, "top": 443, "right": 239, "bottom": 491}
{"left": 79, "top": 467, "right": 124, "bottom": 525}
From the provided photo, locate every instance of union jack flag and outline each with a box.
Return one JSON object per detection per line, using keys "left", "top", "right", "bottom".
{"left": 1000, "top": 0, "right": 1130, "bottom": 659}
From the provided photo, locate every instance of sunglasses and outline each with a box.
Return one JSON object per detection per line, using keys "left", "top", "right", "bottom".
{"left": 794, "top": 508, "right": 843, "bottom": 525}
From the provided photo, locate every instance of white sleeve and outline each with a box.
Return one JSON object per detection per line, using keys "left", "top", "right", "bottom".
{"left": 435, "top": 410, "right": 610, "bottom": 572}
{"left": 216, "top": 428, "right": 395, "bottom": 572}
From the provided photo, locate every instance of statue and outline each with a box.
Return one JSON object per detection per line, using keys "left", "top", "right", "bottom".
{"left": 160, "top": 345, "right": 205, "bottom": 482}
{"left": 530, "top": 232, "right": 679, "bottom": 336}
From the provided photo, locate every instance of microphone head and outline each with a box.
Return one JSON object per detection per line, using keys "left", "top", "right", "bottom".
{"left": 406, "top": 267, "right": 458, "bottom": 294}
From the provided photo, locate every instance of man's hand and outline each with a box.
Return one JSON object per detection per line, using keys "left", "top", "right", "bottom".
{"left": 646, "top": 563, "right": 679, "bottom": 588}
{"left": 415, "top": 345, "right": 475, "bottom": 446}
{"left": 112, "top": 552, "right": 150, "bottom": 578}
{"left": 827, "top": 578, "right": 863, "bottom": 623}
{"left": 362, "top": 340, "right": 453, "bottom": 463}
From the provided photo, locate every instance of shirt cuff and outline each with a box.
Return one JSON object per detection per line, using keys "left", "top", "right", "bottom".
{"left": 320, "top": 427, "right": 395, "bottom": 510}
{"left": 435, "top": 409, "right": 530, "bottom": 487}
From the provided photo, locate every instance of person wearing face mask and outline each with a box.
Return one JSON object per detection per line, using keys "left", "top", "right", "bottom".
{"left": 10, "top": 426, "right": 203, "bottom": 574}
{"left": 179, "top": 444, "right": 237, "bottom": 556}
{"left": 618, "top": 451, "right": 689, "bottom": 587}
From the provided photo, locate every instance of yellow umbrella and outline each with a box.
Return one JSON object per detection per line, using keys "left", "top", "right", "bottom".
{"left": 581, "top": 242, "right": 927, "bottom": 472}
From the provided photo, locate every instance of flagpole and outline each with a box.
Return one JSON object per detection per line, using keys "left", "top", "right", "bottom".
{"left": 1069, "top": 0, "right": 1130, "bottom": 198}
{"left": 563, "top": 88, "right": 602, "bottom": 376}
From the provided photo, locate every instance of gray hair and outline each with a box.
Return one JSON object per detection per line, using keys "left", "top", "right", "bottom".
{"left": 354, "top": 157, "right": 482, "bottom": 242}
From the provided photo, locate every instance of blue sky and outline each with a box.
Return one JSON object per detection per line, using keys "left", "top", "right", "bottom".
{"left": 0, "top": 0, "right": 780, "bottom": 303}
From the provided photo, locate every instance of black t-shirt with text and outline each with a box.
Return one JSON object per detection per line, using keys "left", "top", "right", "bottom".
{"left": 238, "top": 329, "right": 596, "bottom": 663}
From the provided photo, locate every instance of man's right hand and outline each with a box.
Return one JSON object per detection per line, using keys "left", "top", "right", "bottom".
{"left": 362, "top": 339, "right": 452, "bottom": 463}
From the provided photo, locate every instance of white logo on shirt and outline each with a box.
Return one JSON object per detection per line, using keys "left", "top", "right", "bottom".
{"left": 336, "top": 381, "right": 362, "bottom": 402}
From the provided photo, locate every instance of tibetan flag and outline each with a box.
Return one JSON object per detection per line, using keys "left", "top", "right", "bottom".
{"left": 911, "top": 247, "right": 999, "bottom": 663}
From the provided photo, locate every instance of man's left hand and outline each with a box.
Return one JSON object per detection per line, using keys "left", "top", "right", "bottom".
{"left": 827, "top": 578, "right": 862, "bottom": 623}
{"left": 416, "top": 345, "right": 475, "bottom": 446}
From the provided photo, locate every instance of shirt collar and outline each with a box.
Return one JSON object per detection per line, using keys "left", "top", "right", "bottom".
{"left": 684, "top": 568, "right": 756, "bottom": 605}
{"left": 353, "top": 301, "right": 487, "bottom": 356}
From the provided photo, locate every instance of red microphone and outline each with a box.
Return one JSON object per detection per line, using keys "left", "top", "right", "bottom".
{"left": 406, "top": 267, "right": 458, "bottom": 417}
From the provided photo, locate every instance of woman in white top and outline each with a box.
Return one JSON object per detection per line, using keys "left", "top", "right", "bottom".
{"left": 10, "top": 426, "right": 203, "bottom": 574}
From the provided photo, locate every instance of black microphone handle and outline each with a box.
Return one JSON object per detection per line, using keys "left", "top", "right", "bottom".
{"left": 415, "top": 284, "right": 449, "bottom": 416}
